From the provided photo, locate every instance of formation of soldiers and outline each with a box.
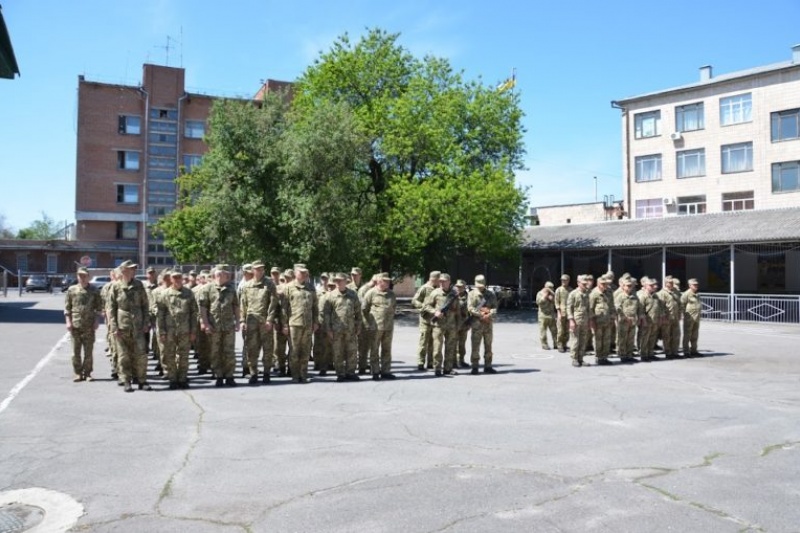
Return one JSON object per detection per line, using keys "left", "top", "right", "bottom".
{"left": 536, "top": 272, "right": 703, "bottom": 367}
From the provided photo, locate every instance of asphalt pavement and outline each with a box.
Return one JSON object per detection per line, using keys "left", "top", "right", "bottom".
{"left": 0, "top": 293, "right": 798, "bottom": 532}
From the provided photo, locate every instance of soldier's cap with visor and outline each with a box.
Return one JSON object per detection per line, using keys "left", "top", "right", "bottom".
{"left": 584, "top": 274, "right": 594, "bottom": 281}
{"left": 199, "top": 269, "right": 210, "bottom": 276}
{"left": 545, "top": 281, "right": 554, "bottom": 289}
{"left": 560, "top": 274, "right": 570, "bottom": 281}
{"left": 251, "top": 261, "right": 265, "bottom": 270}
{"left": 429, "top": 270, "right": 441, "bottom": 280}
{"left": 119, "top": 260, "right": 137, "bottom": 270}
{"left": 146, "top": 266, "right": 156, "bottom": 274}
{"left": 170, "top": 270, "right": 184, "bottom": 278}
{"left": 474, "top": 274, "right": 486, "bottom": 287}
{"left": 378, "top": 272, "right": 392, "bottom": 282}
{"left": 606, "top": 270, "right": 615, "bottom": 280}
{"left": 215, "top": 264, "right": 231, "bottom": 274}
{"left": 688, "top": 278, "right": 699, "bottom": 285}
{"left": 77, "top": 267, "right": 89, "bottom": 276}
{"left": 673, "top": 277, "right": 681, "bottom": 286}
{"left": 597, "top": 276, "right": 610, "bottom": 285}
{"left": 270, "top": 266, "right": 281, "bottom": 274}
{"left": 242, "top": 263, "right": 253, "bottom": 273}
{"left": 576, "top": 274, "right": 586, "bottom": 283}
{"left": 320, "top": 272, "right": 330, "bottom": 279}
{"left": 283, "top": 269, "right": 294, "bottom": 278}
{"left": 293, "top": 263, "right": 308, "bottom": 273}
{"left": 332, "top": 272, "right": 347, "bottom": 281}
{"left": 647, "top": 277, "right": 658, "bottom": 286}
{"left": 439, "top": 273, "right": 452, "bottom": 282}
{"left": 189, "top": 270, "right": 197, "bottom": 276}
{"left": 455, "top": 279, "right": 466, "bottom": 288}
{"left": 351, "top": 267, "right": 362, "bottom": 276}
{"left": 159, "top": 268, "right": 171, "bottom": 279}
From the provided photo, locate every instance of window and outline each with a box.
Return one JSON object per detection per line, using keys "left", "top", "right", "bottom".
{"left": 116, "top": 184, "right": 139, "bottom": 204}
{"left": 16, "top": 253, "right": 28, "bottom": 273}
{"left": 634, "top": 110, "right": 661, "bottom": 139}
{"left": 722, "top": 191, "right": 754, "bottom": 211}
{"left": 118, "top": 115, "right": 141, "bottom": 135}
{"left": 117, "top": 151, "right": 140, "bottom": 171}
{"left": 635, "top": 154, "right": 662, "bottom": 182}
{"left": 185, "top": 120, "right": 205, "bottom": 139}
{"left": 149, "top": 132, "right": 177, "bottom": 144}
{"left": 772, "top": 161, "right": 800, "bottom": 193}
{"left": 635, "top": 198, "right": 663, "bottom": 219}
{"left": 720, "top": 93, "right": 752, "bottom": 126}
{"left": 677, "top": 195, "right": 707, "bottom": 215}
{"left": 771, "top": 109, "right": 800, "bottom": 142}
{"left": 151, "top": 108, "right": 177, "bottom": 120}
{"left": 676, "top": 148, "right": 705, "bottom": 178}
{"left": 183, "top": 154, "right": 202, "bottom": 172}
{"left": 46, "top": 254, "right": 58, "bottom": 274}
{"left": 115, "top": 222, "right": 138, "bottom": 240}
{"left": 721, "top": 142, "right": 753, "bottom": 173}
{"left": 675, "top": 102, "right": 704, "bottom": 132}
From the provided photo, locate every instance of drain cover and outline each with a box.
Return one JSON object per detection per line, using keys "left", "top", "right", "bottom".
{"left": 0, "top": 504, "right": 44, "bottom": 533}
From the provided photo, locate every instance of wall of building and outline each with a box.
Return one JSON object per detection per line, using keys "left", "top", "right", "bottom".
{"left": 534, "top": 202, "right": 608, "bottom": 226}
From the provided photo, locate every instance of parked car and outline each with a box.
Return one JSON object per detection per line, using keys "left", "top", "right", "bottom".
{"left": 89, "top": 276, "right": 112, "bottom": 290}
{"left": 25, "top": 274, "right": 51, "bottom": 293}
{"left": 60, "top": 274, "right": 78, "bottom": 292}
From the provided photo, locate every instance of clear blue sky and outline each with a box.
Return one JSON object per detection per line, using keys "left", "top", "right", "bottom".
{"left": 1, "top": 0, "right": 798, "bottom": 231}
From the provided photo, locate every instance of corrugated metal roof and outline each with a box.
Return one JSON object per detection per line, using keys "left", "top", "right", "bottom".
{"left": 522, "top": 208, "right": 800, "bottom": 250}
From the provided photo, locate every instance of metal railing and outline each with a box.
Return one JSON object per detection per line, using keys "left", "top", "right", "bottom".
{"left": 700, "top": 292, "right": 800, "bottom": 324}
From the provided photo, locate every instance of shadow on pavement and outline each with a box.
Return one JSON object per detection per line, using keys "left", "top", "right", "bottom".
{"left": 0, "top": 301, "right": 65, "bottom": 324}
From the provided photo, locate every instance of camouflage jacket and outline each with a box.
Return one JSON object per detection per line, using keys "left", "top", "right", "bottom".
{"left": 323, "top": 288, "right": 361, "bottom": 334}
{"left": 589, "top": 287, "right": 614, "bottom": 324}
{"left": 284, "top": 280, "right": 318, "bottom": 327}
{"left": 681, "top": 290, "right": 702, "bottom": 319}
{"left": 107, "top": 278, "right": 149, "bottom": 334}
{"left": 240, "top": 278, "right": 279, "bottom": 323}
{"left": 156, "top": 286, "right": 198, "bottom": 337}
{"left": 64, "top": 284, "right": 103, "bottom": 329}
{"left": 197, "top": 282, "right": 240, "bottom": 332}
{"left": 566, "top": 288, "right": 590, "bottom": 325}
{"left": 362, "top": 286, "right": 396, "bottom": 331}
{"left": 423, "top": 287, "right": 460, "bottom": 330}
{"left": 536, "top": 289, "right": 555, "bottom": 317}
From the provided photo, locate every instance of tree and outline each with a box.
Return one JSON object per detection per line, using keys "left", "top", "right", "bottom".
{"left": 0, "top": 213, "right": 14, "bottom": 239}
{"left": 16, "top": 212, "right": 64, "bottom": 240}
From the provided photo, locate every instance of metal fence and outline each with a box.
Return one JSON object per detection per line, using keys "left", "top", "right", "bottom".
{"left": 700, "top": 293, "right": 800, "bottom": 324}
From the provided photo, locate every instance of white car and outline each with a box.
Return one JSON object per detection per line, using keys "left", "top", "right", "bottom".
{"left": 89, "top": 276, "right": 111, "bottom": 290}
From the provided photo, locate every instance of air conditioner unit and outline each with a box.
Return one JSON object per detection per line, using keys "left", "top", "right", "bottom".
{"left": 670, "top": 132, "right": 683, "bottom": 141}
{"left": 663, "top": 197, "right": 675, "bottom": 206}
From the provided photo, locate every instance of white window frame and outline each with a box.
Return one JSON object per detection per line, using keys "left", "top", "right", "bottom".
{"left": 185, "top": 120, "right": 205, "bottom": 139}
{"left": 118, "top": 150, "right": 140, "bottom": 171}
{"left": 118, "top": 115, "right": 141, "bottom": 135}
{"left": 771, "top": 108, "right": 800, "bottom": 142}
{"left": 772, "top": 161, "right": 800, "bottom": 193}
{"left": 116, "top": 183, "right": 139, "bottom": 204}
{"left": 676, "top": 148, "right": 705, "bottom": 178}
{"left": 722, "top": 191, "right": 754, "bottom": 211}
{"left": 677, "top": 196, "right": 707, "bottom": 216}
{"left": 635, "top": 154, "right": 662, "bottom": 182}
{"left": 634, "top": 110, "right": 661, "bottom": 139}
{"left": 720, "top": 93, "right": 752, "bottom": 126}
{"left": 721, "top": 142, "right": 753, "bottom": 174}
{"left": 635, "top": 199, "right": 663, "bottom": 219}
{"left": 675, "top": 102, "right": 704, "bottom": 132}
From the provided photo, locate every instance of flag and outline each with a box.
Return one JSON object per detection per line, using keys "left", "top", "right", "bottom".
{"left": 496, "top": 70, "right": 516, "bottom": 93}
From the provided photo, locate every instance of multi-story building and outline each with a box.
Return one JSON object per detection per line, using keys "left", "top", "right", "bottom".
{"left": 613, "top": 45, "right": 800, "bottom": 220}
{"left": 75, "top": 63, "right": 288, "bottom": 267}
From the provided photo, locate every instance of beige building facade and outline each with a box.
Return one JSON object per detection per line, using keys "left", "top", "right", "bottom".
{"left": 614, "top": 45, "right": 800, "bottom": 219}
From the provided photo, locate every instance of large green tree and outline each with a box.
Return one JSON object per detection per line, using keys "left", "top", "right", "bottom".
{"left": 17, "top": 212, "right": 64, "bottom": 240}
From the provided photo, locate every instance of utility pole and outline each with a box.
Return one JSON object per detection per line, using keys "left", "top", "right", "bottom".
{"left": 594, "top": 176, "right": 597, "bottom": 202}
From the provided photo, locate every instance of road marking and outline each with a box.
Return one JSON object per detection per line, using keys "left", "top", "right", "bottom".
{"left": 0, "top": 333, "right": 69, "bottom": 416}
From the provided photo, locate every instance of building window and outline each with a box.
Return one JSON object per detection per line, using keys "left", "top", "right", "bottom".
{"left": 185, "top": 120, "right": 205, "bottom": 139}
{"left": 182, "top": 154, "right": 202, "bottom": 172}
{"left": 721, "top": 142, "right": 753, "bottom": 173}
{"left": 117, "top": 151, "right": 140, "bottom": 171}
{"left": 16, "top": 254, "right": 28, "bottom": 273}
{"left": 634, "top": 110, "right": 661, "bottom": 139}
{"left": 722, "top": 191, "right": 754, "bottom": 211}
{"left": 118, "top": 115, "right": 141, "bottom": 135}
{"left": 772, "top": 161, "right": 800, "bottom": 193}
{"left": 771, "top": 109, "right": 800, "bottom": 142}
{"left": 635, "top": 198, "right": 663, "bottom": 219}
{"left": 116, "top": 184, "right": 139, "bottom": 204}
{"left": 677, "top": 195, "right": 707, "bottom": 215}
{"left": 635, "top": 154, "right": 662, "bottom": 182}
{"left": 115, "top": 222, "right": 138, "bottom": 240}
{"left": 46, "top": 254, "right": 58, "bottom": 274}
{"left": 676, "top": 148, "right": 705, "bottom": 178}
{"left": 675, "top": 102, "right": 704, "bottom": 132}
{"left": 151, "top": 108, "right": 178, "bottom": 120}
{"left": 720, "top": 93, "right": 752, "bottom": 126}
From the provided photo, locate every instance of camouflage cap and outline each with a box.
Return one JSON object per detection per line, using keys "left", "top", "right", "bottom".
{"left": 283, "top": 269, "right": 294, "bottom": 278}
{"left": 251, "top": 261, "right": 265, "bottom": 269}
{"left": 170, "top": 270, "right": 183, "bottom": 277}
{"left": 560, "top": 274, "right": 570, "bottom": 281}
{"left": 474, "top": 274, "right": 486, "bottom": 287}
{"left": 606, "top": 271, "right": 615, "bottom": 280}
{"left": 597, "top": 276, "right": 610, "bottom": 285}
{"left": 351, "top": 267, "right": 362, "bottom": 275}
{"left": 293, "top": 263, "right": 308, "bottom": 273}
{"left": 215, "top": 264, "right": 231, "bottom": 274}
{"left": 584, "top": 274, "right": 594, "bottom": 281}
{"left": 455, "top": 279, "right": 466, "bottom": 287}
{"left": 77, "top": 267, "right": 89, "bottom": 275}
{"left": 332, "top": 272, "right": 347, "bottom": 281}
{"left": 673, "top": 277, "right": 681, "bottom": 286}
{"left": 242, "top": 263, "right": 253, "bottom": 273}
{"left": 159, "top": 268, "right": 171, "bottom": 279}
{"left": 199, "top": 269, "right": 210, "bottom": 276}
{"left": 429, "top": 270, "right": 442, "bottom": 280}
{"left": 378, "top": 272, "right": 392, "bottom": 281}
{"left": 146, "top": 266, "right": 157, "bottom": 274}
{"left": 688, "top": 278, "right": 699, "bottom": 285}
{"left": 270, "top": 266, "right": 281, "bottom": 274}
{"left": 439, "top": 273, "right": 451, "bottom": 282}
{"left": 320, "top": 272, "right": 330, "bottom": 279}
{"left": 189, "top": 270, "right": 197, "bottom": 276}
{"left": 576, "top": 275, "right": 586, "bottom": 283}
{"left": 545, "top": 281, "right": 554, "bottom": 289}
{"left": 119, "top": 259, "right": 137, "bottom": 270}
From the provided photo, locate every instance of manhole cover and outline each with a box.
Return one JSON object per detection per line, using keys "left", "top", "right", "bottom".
{"left": 0, "top": 504, "right": 44, "bottom": 533}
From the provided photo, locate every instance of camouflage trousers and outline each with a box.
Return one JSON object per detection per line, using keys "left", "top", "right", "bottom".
{"left": 289, "top": 326, "right": 312, "bottom": 380}
{"left": 569, "top": 322, "right": 590, "bottom": 363}
{"left": 592, "top": 321, "right": 613, "bottom": 360}
{"left": 616, "top": 318, "right": 637, "bottom": 358}
{"left": 683, "top": 314, "right": 700, "bottom": 354}
{"left": 273, "top": 328, "right": 291, "bottom": 373}
{"left": 331, "top": 330, "right": 357, "bottom": 377}
{"left": 371, "top": 329, "right": 394, "bottom": 375}
{"left": 161, "top": 332, "right": 192, "bottom": 382}
{"left": 116, "top": 329, "right": 148, "bottom": 385}
{"left": 432, "top": 326, "right": 457, "bottom": 372}
{"left": 457, "top": 326, "right": 469, "bottom": 364}
{"left": 245, "top": 316, "right": 274, "bottom": 377}
{"left": 359, "top": 330, "right": 374, "bottom": 371}
{"left": 70, "top": 326, "right": 95, "bottom": 376}
{"left": 660, "top": 318, "right": 680, "bottom": 356}
{"left": 539, "top": 314, "right": 556, "bottom": 348}
{"left": 209, "top": 329, "right": 236, "bottom": 379}
{"left": 417, "top": 319, "right": 434, "bottom": 366}
{"left": 471, "top": 322, "right": 494, "bottom": 369}
{"left": 556, "top": 315, "right": 569, "bottom": 350}
{"left": 639, "top": 321, "right": 658, "bottom": 358}
{"left": 106, "top": 326, "right": 119, "bottom": 376}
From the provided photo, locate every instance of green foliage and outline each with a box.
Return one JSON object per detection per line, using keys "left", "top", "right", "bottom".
{"left": 16, "top": 212, "right": 64, "bottom": 240}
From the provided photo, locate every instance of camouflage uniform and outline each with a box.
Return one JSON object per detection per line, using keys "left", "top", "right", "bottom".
{"left": 615, "top": 288, "right": 644, "bottom": 361}
{"left": 536, "top": 285, "right": 556, "bottom": 349}
{"left": 412, "top": 274, "right": 440, "bottom": 369}
{"left": 554, "top": 279, "right": 572, "bottom": 352}
{"left": 658, "top": 283, "right": 682, "bottom": 358}
{"left": 681, "top": 283, "right": 702, "bottom": 355}
{"left": 284, "top": 277, "right": 319, "bottom": 382}
{"left": 455, "top": 283, "right": 471, "bottom": 366}
{"left": 101, "top": 280, "right": 119, "bottom": 380}
{"left": 362, "top": 279, "right": 397, "bottom": 377}
{"left": 589, "top": 282, "right": 614, "bottom": 363}
{"left": 144, "top": 275, "right": 159, "bottom": 359}
{"left": 192, "top": 280, "right": 211, "bottom": 374}
{"left": 273, "top": 274, "right": 292, "bottom": 375}
{"left": 197, "top": 277, "right": 240, "bottom": 380}
{"left": 357, "top": 280, "right": 376, "bottom": 373}
{"left": 240, "top": 274, "right": 279, "bottom": 382}
{"left": 423, "top": 282, "right": 460, "bottom": 374}
{"left": 566, "top": 282, "right": 590, "bottom": 366}
{"left": 638, "top": 283, "right": 663, "bottom": 361}
{"left": 107, "top": 273, "right": 150, "bottom": 388}
{"left": 314, "top": 284, "right": 335, "bottom": 373}
{"left": 468, "top": 278, "right": 498, "bottom": 372}
{"left": 323, "top": 283, "right": 361, "bottom": 379}
{"left": 156, "top": 281, "right": 198, "bottom": 385}
{"left": 64, "top": 279, "right": 103, "bottom": 379}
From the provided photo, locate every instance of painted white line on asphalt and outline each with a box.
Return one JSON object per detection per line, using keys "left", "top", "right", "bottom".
{"left": 0, "top": 332, "right": 69, "bottom": 416}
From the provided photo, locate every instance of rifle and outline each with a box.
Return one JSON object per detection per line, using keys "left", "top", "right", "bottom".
{"left": 431, "top": 289, "right": 458, "bottom": 324}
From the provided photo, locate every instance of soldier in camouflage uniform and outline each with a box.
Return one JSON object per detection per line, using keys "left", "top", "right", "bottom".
{"left": 238, "top": 264, "right": 254, "bottom": 378}
{"left": 357, "top": 274, "right": 378, "bottom": 373}
{"left": 567, "top": 275, "right": 591, "bottom": 367}
{"left": 313, "top": 272, "right": 330, "bottom": 371}
{"left": 283, "top": 264, "right": 319, "bottom": 383}
{"left": 681, "top": 279, "right": 702, "bottom": 356}
{"left": 658, "top": 276, "right": 682, "bottom": 359}
{"left": 150, "top": 268, "right": 172, "bottom": 377}
{"left": 64, "top": 267, "right": 103, "bottom": 382}
{"left": 157, "top": 271, "right": 198, "bottom": 389}
{"left": 454, "top": 280, "right": 471, "bottom": 368}
{"left": 638, "top": 278, "right": 663, "bottom": 362}
{"left": 198, "top": 264, "right": 241, "bottom": 387}
{"left": 323, "top": 273, "right": 361, "bottom": 382}
{"left": 468, "top": 274, "right": 498, "bottom": 374}
{"left": 589, "top": 276, "right": 614, "bottom": 365}
{"left": 273, "top": 269, "right": 293, "bottom": 376}
{"left": 143, "top": 266, "right": 158, "bottom": 361}
{"left": 554, "top": 274, "right": 572, "bottom": 352}
{"left": 107, "top": 260, "right": 151, "bottom": 392}
{"left": 615, "top": 277, "right": 644, "bottom": 363}
{"left": 362, "top": 272, "right": 397, "bottom": 380}
{"left": 605, "top": 271, "right": 617, "bottom": 353}
{"left": 423, "top": 273, "right": 460, "bottom": 376}
{"left": 101, "top": 269, "right": 120, "bottom": 382}
{"left": 240, "top": 261, "right": 279, "bottom": 385}
{"left": 536, "top": 281, "right": 556, "bottom": 350}
{"left": 412, "top": 271, "right": 441, "bottom": 370}
{"left": 192, "top": 270, "right": 211, "bottom": 375}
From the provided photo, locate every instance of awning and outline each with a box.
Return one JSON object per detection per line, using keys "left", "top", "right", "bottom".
{"left": 0, "top": 7, "right": 20, "bottom": 79}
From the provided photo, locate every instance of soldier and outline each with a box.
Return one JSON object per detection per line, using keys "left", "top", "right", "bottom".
{"left": 151, "top": 268, "right": 172, "bottom": 377}
{"left": 536, "top": 281, "right": 556, "bottom": 350}
{"left": 198, "top": 264, "right": 241, "bottom": 387}
{"left": 605, "top": 271, "right": 618, "bottom": 353}
{"left": 192, "top": 270, "right": 211, "bottom": 375}
{"left": 101, "top": 269, "right": 120, "bottom": 381}
{"left": 186, "top": 270, "right": 197, "bottom": 290}
{"left": 567, "top": 275, "right": 591, "bottom": 367}
{"left": 270, "top": 266, "right": 282, "bottom": 287}
{"left": 283, "top": 264, "right": 319, "bottom": 383}
{"left": 638, "top": 277, "right": 663, "bottom": 362}
{"left": 468, "top": 274, "right": 498, "bottom": 374}
{"left": 157, "top": 270, "right": 198, "bottom": 389}
{"left": 347, "top": 267, "right": 363, "bottom": 292}
{"left": 64, "top": 267, "right": 103, "bottom": 382}
{"left": 658, "top": 276, "right": 682, "bottom": 359}
{"left": 412, "top": 271, "right": 441, "bottom": 371}
{"left": 554, "top": 274, "right": 572, "bottom": 352}
{"left": 362, "top": 272, "right": 397, "bottom": 380}
{"left": 238, "top": 264, "right": 253, "bottom": 378}
{"left": 323, "top": 273, "right": 361, "bottom": 382}
{"left": 143, "top": 266, "right": 158, "bottom": 359}
{"left": 312, "top": 272, "right": 330, "bottom": 371}
{"left": 682, "top": 279, "right": 702, "bottom": 356}
{"left": 454, "top": 279, "right": 471, "bottom": 368}
{"left": 107, "top": 260, "right": 151, "bottom": 392}
{"left": 273, "top": 269, "right": 294, "bottom": 376}
{"left": 357, "top": 274, "right": 378, "bottom": 374}
{"left": 423, "top": 273, "right": 460, "bottom": 376}
{"left": 240, "top": 261, "right": 279, "bottom": 385}
{"left": 589, "top": 276, "right": 614, "bottom": 365}
{"left": 615, "top": 277, "right": 644, "bottom": 363}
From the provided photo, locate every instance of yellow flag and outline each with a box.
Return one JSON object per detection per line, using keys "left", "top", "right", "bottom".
{"left": 496, "top": 73, "right": 516, "bottom": 93}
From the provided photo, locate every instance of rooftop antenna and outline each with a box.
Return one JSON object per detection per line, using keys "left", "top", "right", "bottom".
{"left": 180, "top": 26, "right": 184, "bottom": 67}
{"left": 155, "top": 35, "right": 181, "bottom": 66}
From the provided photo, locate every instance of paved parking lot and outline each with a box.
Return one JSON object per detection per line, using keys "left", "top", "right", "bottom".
{"left": 1, "top": 293, "right": 799, "bottom": 532}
